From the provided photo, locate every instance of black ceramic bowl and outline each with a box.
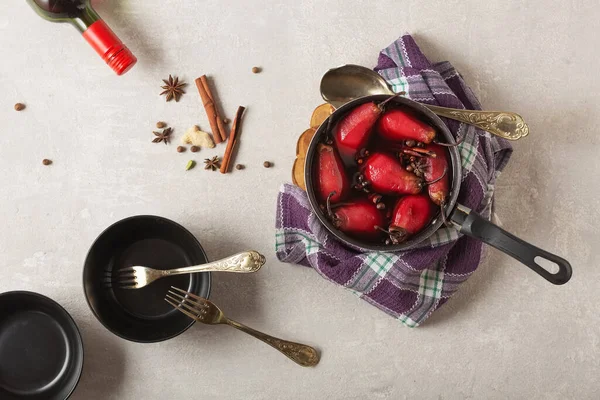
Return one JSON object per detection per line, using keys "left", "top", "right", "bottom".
{"left": 0, "top": 291, "right": 84, "bottom": 400}
{"left": 83, "top": 215, "right": 211, "bottom": 343}
{"left": 305, "top": 95, "right": 461, "bottom": 252}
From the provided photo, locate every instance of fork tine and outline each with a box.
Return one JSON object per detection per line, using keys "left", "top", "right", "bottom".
{"left": 165, "top": 293, "right": 203, "bottom": 312}
{"left": 169, "top": 286, "right": 209, "bottom": 303}
{"left": 165, "top": 298, "right": 202, "bottom": 321}
{"left": 115, "top": 268, "right": 135, "bottom": 275}
{"left": 114, "top": 280, "right": 138, "bottom": 288}
{"left": 165, "top": 293, "right": 208, "bottom": 315}
{"left": 165, "top": 298, "right": 201, "bottom": 321}
{"left": 115, "top": 278, "right": 137, "bottom": 285}
{"left": 114, "top": 274, "right": 136, "bottom": 281}
{"left": 103, "top": 280, "right": 136, "bottom": 287}
{"left": 165, "top": 290, "right": 185, "bottom": 300}
{"left": 115, "top": 274, "right": 136, "bottom": 280}
{"left": 104, "top": 270, "right": 135, "bottom": 278}
{"left": 165, "top": 293, "right": 189, "bottom": 308}
{"left": 169, "top": 286, "right": 189, "bottom": 295}
{"left": 166, "top": 289, "right": 190, "bottom": 302}
{"left": 166, "top": 289, "right": 208, "bottom": 310}
{"left": 115, "top": 283, "right": 138, "bottom": 289}
{"left": 165, "top": 295, "right": 203, "bottom": 316}
{"left": 104, "top": 275, "right": 137, "bottom": 283}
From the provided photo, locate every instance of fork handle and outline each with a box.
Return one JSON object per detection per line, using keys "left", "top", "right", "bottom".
{"left": 165, "top": 251, "right": 266, "bottom": 276}
{"left": 225, "top": 319, "right": 320, "bottom": 367}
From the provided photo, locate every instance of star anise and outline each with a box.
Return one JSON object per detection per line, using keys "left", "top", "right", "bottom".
{"left": 204, "top": 156, "right": 220, "bottom": 171}
{"left": 152, "top": 127, "right": 172, "bottom": 144}
{"left": 408, "top": 158, "right": 429, "bottom": 178}
{"left": 160, "top": 75, "right": 186, "bottom": 102}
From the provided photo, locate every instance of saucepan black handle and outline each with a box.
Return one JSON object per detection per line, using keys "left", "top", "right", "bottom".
{"left": 450, "top": 205, "right": 572, "bottom": 285}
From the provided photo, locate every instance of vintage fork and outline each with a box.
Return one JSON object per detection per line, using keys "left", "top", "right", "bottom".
{"left": 165, "top": 287, "right": 320, "bottom": 367}
{"left": 108, "top": 251, "right": 265, "bottom": 289}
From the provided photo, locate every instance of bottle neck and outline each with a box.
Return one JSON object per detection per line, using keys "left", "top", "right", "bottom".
{"left": 27, "top": 0, "right": 137, "bottom": 75}
{"left": 71, "top": 6, "right": 101, "bottom": 33}
{"left": 26, "top": 0, "right": 100, "bottom": 32}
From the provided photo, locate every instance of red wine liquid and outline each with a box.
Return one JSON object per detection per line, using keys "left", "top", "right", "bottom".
{"left": 33, "top": 0, "right": 85, "bottom": 16}
{"left": 315, "top": 107, "right": 447, "bottom": 245}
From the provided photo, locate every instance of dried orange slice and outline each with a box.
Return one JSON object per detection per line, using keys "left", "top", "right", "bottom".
{"left": 292, "top": 104, "right": 335, "bottom": 190}
{"left": 296, "top": 128, "right": 316, "bottom": 156}
{"left": 292, "top": 129, "right": 317, "bottom": 190}
{"left": 310, "top": 103, "right": 335, "bottom": 128}
{"left": 292, "top": 158, "right": 306, "bottom": 189}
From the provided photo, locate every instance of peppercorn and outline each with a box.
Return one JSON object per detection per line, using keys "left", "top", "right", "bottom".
{"left": 177, "top": 146, "right": 186, "bottom": 153}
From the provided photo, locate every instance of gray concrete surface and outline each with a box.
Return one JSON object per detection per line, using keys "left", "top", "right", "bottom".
{"left": 0, "top": 1, "right": 598, "bottom": 399}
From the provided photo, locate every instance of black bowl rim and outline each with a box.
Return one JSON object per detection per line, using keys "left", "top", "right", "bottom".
{"left": 0, "top": 290, "right": 84, "bottom": 400}
{"left": 82, "top": 215, "right": 212, "bottom": 343}
{"left": 305, "top": 95, "right": 462, "bottom": 252}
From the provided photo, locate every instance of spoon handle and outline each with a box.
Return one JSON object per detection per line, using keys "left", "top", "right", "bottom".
{"left": 225, "top": 318, "right": 320, "bottom": 367}
{"left": 424, "top": 104, "right": 529, "bottom": 141}
{"left": 167, "top": 251, "right": 265, "bottom": 275}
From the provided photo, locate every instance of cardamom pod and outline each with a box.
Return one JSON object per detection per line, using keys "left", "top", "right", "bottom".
{"left": 185, "top": 160, "right": 196, "bottom": 171}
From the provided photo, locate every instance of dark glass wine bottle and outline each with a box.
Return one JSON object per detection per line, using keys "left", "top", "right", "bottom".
{"left": 26, "top": 0, "right": 137, "bottom": 75}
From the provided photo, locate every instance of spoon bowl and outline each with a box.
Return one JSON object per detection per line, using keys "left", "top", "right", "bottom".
{"left": 320, "top": 64, "right": 392, "bottom": 109}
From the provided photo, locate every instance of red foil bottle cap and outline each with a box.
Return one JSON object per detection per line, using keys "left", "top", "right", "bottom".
{"left": 82, "top": 20, "right": 137, "bottom": 76}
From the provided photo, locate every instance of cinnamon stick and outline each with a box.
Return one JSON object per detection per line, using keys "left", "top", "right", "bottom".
{"left": 199, "top": 76, "right": 227, "bottom": 142}
{"left": 220, "top": 106, "right": 246, "bottom": 174}
{"left": 194, "top": 76, "right": 224, "bottom": 144}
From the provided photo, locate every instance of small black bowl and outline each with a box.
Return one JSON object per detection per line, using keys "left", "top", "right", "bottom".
{"left": 83, "top": 215, "right": 211, "bottom": 343}
{"left": 0, "top": 291, "right": 84, "bottom": 400}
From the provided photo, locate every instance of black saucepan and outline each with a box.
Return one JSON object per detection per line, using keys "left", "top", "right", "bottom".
{"left": 0, "top": 291, "right": 84, "bottom": 400}
{"left": 305, "top": 95, "right": 572, "bottom": 285}
{"left": 83, "top": 215, "right": 211, "bottom": 343}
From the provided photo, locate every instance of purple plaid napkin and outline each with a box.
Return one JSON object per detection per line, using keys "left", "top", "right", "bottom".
{"left": 276, "top": 34, "right": 513, "bottom": 327}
